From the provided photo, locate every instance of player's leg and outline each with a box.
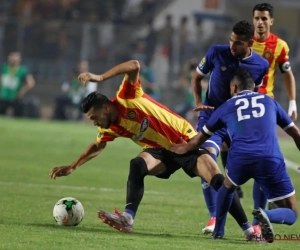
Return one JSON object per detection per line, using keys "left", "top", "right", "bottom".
{"left": 252, "top": 158, "right": 297, "bottom": 242}
{"left": 181, "top": 150, "right": 253, "bottom": 238}
{"left": 196, "top": 112, "right": 218, "bottom": 233}
{"left": 98, "top": 149, "right": 168, "bottom": 232}
{"left": 252, "top": 181, "right": 267, "bottom": 226}
{"left": 220, "top": 142, "right": 243, "bottom": 198}
{"left": 202, "top": 158, "right": 253, "bottom": 239}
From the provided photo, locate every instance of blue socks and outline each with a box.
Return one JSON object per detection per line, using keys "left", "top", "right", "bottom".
{"left": 213, "top": 184, "right": 235, "bottom": 235}
{"left": 265, "top": 208, "right": 297, "bottom": 225}
{"left": 201, "top": 178, "right": 217, "bottom": 217}
{"left": 252, "top": 181, "right": 267, "bottom": 225}
{"left": 201, "top": 153, "right": 218, "bottom": 218}
{"left": 124, "top": 209, "right": 136, "bottom": 219}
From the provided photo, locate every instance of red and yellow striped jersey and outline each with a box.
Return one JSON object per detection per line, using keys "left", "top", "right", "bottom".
{"left": 96, "top": 77, "right": 197, "bottom": 149}
{"left": 252, "top": 33, "right": 289, "bottom": 98}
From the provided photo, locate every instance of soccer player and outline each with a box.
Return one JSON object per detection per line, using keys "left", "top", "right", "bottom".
{"left": 220, "top": 2, "right": 298, "bottom": 212}
{"left": 0, "top": 52, "right": 35, "bottom": 116}
{"left": 192, "top": 20, "right": 269, "bottom": 233}
{"left": 171, "top": 68, "right": 298, "bottom": 241}
{"left": 49, "top": 60, "right": 253, "bottom": 237}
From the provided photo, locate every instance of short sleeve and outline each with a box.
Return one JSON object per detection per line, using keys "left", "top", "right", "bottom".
{"left": 196, "top": 46, "right": 215, "bottom": 76}
{"left": 277, "top": 40, "right": 291, "bottom": 73}
{"left": 116, "top": 77, "right": 144, "bottom": 100}
{"left": 201, "top": 106, "right": 226, "bottom": 136}
{"left": 96, "top": 127, "right": 119, "bottom": 143}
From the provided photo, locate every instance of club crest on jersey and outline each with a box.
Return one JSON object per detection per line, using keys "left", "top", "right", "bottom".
{"left": 263, "top": 49, "right": 273, "bottom": 59}
{"left": 132, "top": 117, "right": 149, "bottom": 140}
{"left": 97, "top": 132, "right": 103, "bottom": 138}
{"left": 127, "top": 110, "right": 137, "bottom": 120}
{"left": 221, "top": 66, "right": 226, "bottom": 71}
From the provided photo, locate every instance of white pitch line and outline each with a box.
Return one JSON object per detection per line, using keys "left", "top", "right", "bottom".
{"left": 0, "top": 181, "right": 169, "bottom": 195}
{"left": 285, "top": 158, "right": 299, "bottom": 172}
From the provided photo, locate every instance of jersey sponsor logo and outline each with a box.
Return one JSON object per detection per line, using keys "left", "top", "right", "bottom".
{"left": 140, "top": 118, "right": 149, "bottom": 132}
{"left": 263, "top": 49, "right": 273, "bottom": 59}
{"left": 132, "top": 117, "right": 149, "bottom": 140}
{"left": 127, "top": 110, "right": 137, "bottom": 120}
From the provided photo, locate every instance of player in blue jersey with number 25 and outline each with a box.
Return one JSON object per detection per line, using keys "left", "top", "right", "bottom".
{"left": 192, "top": 20, "right": 269, "bottom": 234}
{"left": 173, "top": 68, "right": 298, "bottom": 242}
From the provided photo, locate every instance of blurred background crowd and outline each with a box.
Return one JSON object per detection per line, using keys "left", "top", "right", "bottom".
{"left": 0, "top": 0, "right": 300, "bottom": 126}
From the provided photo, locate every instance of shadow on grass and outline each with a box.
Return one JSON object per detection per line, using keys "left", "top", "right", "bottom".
{"left": 21, "top": 223, "right": 253, "bottom": 244}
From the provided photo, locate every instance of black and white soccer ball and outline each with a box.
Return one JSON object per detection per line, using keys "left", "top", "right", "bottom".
{"left": 53, "top": 197, "right": 84, "bottom": 226}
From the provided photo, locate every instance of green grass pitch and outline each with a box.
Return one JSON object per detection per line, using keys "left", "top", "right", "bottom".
{"left": 0, "top": 117, "right": 299, "bottom": 250}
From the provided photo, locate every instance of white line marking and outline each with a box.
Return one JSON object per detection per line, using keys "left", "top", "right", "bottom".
{"left": 285, "top": 158, "right": 299, "bottom": 172}
{"left": 0, "top": 181, "right": 169, "bottom": 195}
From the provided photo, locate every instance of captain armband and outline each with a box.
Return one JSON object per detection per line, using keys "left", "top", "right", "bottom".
{"left": 279, "top": 61, "right": 291, "bottom": 73}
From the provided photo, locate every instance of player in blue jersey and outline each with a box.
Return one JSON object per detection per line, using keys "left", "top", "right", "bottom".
{"left": 173, "top": 69, "right": 298, "bottom": 241}
{"left": 191, "top": 20, "right": 269, "bottom": 233}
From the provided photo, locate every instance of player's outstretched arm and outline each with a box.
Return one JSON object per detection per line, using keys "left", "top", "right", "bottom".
{"left": 171, "top": 132, "right": 210, "bottom": 154}
{"left": 285, "top": 126, "right": 300, "bottom": 151}
{"left": 49, "top": 141, "right": 107, "bottom": 179}
{"left": 78, "top": 60, "right": 140, "bottom": 86}
{"left": 283, "top": 71, "right": 297, "bottom": 121}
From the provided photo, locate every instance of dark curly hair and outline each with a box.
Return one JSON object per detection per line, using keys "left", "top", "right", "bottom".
{"left": 232, "top": 20, "right": 254, "bottom": 41}
{"left": 232, "top": 68, "right": 254, "bottom": 90}
{"left": 80, "top": 91, "right": 110, "bottom": 113}
{"left": 253, "top": 3, "right": 274, "bottom": 18}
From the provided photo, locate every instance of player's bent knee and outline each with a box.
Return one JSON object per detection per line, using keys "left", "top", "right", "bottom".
{"left": 196, "top": 154, "right": 221, "bottom": 182}
{"left": 129, "top": 157, "right": 148, "bottom": 182}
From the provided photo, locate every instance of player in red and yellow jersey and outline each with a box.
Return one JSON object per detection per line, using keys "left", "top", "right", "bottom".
{"left": 48, "top": 60, "right": 251, "bottom": 234}
{"left": 251, "top": 2, "right": 298, "bottom": 235}
{"left": 252, "top": 3, "right": 297, "bottom": 120}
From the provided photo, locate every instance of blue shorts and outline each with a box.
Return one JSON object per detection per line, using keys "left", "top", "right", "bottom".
{"left": 197, "top": 110, "right": 230, "bottom": 155}
{"left": 226, "top": 156, "right": 295, "bottom": 202}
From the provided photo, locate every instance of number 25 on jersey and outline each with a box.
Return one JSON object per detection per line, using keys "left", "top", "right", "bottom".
{"left": 235, "top": 96, "right": 265, "bottom": 122}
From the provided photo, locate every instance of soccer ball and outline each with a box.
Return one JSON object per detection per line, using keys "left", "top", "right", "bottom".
{"left": 53, "top": 197, "right": 84, "bottom": 226}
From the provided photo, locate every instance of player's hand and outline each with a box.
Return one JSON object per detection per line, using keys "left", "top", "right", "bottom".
{"left": 194, "top": 103, "right": 214, "bottom": 111}
{"left": 49, "top": 165, "right": 76, "bottom": 180}
{"left": 78, "top": 72, "right": 103, "bottom": 86}
{"left": 171, "top": 138, "right": 191, "bottom": 154}
{"left": 170, "top": 143, "right": 190, "bottom": 154}
{"left": 290, "top": 110, "right": 297, "bottom": 122}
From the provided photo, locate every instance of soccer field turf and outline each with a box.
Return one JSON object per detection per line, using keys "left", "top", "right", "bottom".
{"left": 0, "top": 117, "right": 299, "bottom": 250}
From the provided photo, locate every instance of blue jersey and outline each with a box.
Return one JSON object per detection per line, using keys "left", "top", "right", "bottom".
{"left": 202, "top": 91, "right": 293, "bottom": 158}
{"left": 197, "top": 45, "right": 269, "bottom": 108}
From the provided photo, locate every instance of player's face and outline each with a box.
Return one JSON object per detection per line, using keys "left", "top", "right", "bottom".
{"left": 229, "top": 32, "right": 253, "bottom": 59}
{"left": 86, "top": 105, "right": 113, "bottom": 129}
{"left": 8, "top": 52, "right": 21, "bottom": 66}
{"left": 253, "top": 10, "right": 274, "bottom": 35}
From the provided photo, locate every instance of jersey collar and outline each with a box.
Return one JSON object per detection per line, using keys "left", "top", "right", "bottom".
{"left": 237, "top": 90, "right": 252, "bottom": 95}
{"left": 241, "top": 48, "right": 253, "bottom": 61}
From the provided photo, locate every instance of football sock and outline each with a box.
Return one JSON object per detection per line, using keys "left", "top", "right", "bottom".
{"left": 201, "top": 152, "right": 218, "bottom": 218}
{"left": 220, "top": 151, "right": 228, "bottom": 169}
{"left": 252, "top": 181, "right": 267, "bottom": 225}
{"left": 210, "top": 174, "right": 250, "bottom": 231}
{"left": 201, "top": 178, "right": 217, "bottom": 217}
{"left": 125, "top": 157, "right": 148, "bottom": 219}
{"left": 265, "top": 208, "right": 297, "bottom": 225}
{"left": 213, "top": 184, "right": 234, "bottom": 235}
